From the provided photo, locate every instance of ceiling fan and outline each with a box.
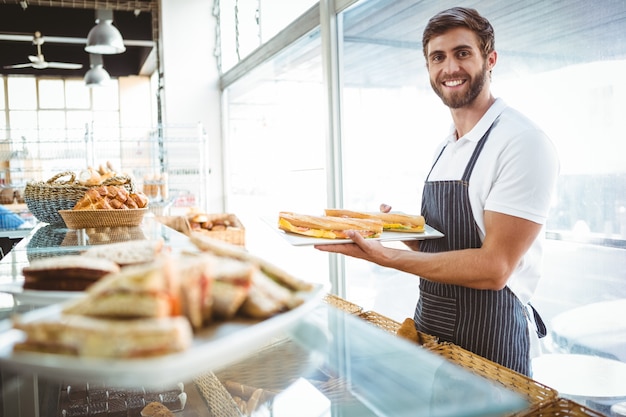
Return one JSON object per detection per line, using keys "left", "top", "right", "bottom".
{"left": 3, "top": 31, "right": 83, "bottom": 70}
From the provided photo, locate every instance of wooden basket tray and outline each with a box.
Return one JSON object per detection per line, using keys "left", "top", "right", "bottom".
{"left": 323, "top": 293, "right": 364, "bottom": 315}
{"left": 188, "top": 213, "right": 245, "bottom": 246}
{"left": 426, "top": 342, "right": 558, "bottom": 413}
{"left": 59, "top": 209, "right": 147, "bottom": 229}
{"left": 516, "top": 398, "right": 607, "bottom": 417}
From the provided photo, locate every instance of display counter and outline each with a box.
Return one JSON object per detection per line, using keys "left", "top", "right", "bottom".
{"left": 0, "top": 218, "right": 599, "bottom": 417}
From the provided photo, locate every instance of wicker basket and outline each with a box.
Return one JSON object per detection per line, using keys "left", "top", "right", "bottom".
{"left": 24, "top": 171, "right": 135, "bottom": 225}
{"left": 207, "top": 339, "right": 361, "bottom": 413}
{"left": 26, "top": 224, "right": 75, "bottom": 261}
{"left": 426, "top": 342, "right": 558, "bottom": 414}
{"left": 60, "top": 226, "right": 146, "bottom": 246}
{"left": 188, "top": 213, "right": 245, "bottom": 246}
{"left": 517, "top": 398, "right": 607, "bottom": 417}
{"left": 59, "top": 209, "right": 147, "bottom": 229}
{"left": 194, "top": 372, "right": 243, "bottom": 417}
{"left": 323, "top": 293, "right": 364, "bottom": 315}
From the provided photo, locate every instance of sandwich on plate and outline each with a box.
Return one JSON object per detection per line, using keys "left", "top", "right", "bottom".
{"left": 277, "top": 211, "right": 383, "bottom": 239}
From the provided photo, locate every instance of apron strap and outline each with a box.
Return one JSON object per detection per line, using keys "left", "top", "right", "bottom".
{"left": 527, "top": 302, "right": 548, "bottom": 338}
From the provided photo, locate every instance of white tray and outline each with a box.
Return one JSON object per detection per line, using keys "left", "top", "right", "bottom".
{"left": 0, "top": 283, "right": 84, "bottom": 306}
{"left": 0, "top": 285, "right": 324, "bottom": 388}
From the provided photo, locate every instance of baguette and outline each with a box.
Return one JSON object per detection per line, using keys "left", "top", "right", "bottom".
{"left": 278, "top": 211, "right": 383, "bottom": 239}
{"left": 324, "top": 209, "right": 425, "bottom": 232}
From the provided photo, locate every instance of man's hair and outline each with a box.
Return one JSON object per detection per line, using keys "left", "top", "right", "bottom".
{"left": 422, "top": 7, "right": 495, "bottom": 59}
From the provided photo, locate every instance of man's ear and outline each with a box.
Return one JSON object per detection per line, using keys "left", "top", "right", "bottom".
{"left": 487, "top": 50, "right": 498, "bottom": 70}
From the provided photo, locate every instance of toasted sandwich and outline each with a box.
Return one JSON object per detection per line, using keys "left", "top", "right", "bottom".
{"left": 324, "top": 209, "right": 425, "bottom": 232}
{"left": 278, "top": 211, "right": 383, "bottom": 239}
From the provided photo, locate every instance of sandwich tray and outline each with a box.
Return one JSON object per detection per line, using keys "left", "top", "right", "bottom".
{"left": 0, "top": 284, "right": 324, "bottom": 388}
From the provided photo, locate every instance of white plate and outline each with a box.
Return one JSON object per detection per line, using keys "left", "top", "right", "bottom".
{"left": 0, "top": 285, "right": 324, "bottom": 387}
{"left": 265, "top": 215, "right": 444, "bottom": 246}
{"left": 0, "top": 283, "right": 85, "bottom": 306}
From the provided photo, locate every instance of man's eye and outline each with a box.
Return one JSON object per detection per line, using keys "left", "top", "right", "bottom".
{"left": 431, "top": 55, "right": 444, "bottom": 63}
{"left": 457, "top": 50, "right": 470, "bottom": 58}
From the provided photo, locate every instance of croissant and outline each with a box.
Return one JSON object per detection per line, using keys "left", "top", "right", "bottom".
{"left": 73, "top": 186, "right": 149, "bottom": 210}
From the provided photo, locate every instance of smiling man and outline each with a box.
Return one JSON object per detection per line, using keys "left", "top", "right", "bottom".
{"left": 316, "top": 7, "right": 560, "bottom": 376}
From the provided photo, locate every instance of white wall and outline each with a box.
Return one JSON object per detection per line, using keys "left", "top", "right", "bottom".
{"left": 119, "top": 76, "right": 153, "bottom": 127}
{"left": 159, "top": 0, "right": 224, "bottom": 212}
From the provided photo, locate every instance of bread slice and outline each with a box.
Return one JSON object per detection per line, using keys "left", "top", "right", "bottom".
{"left": 189, "top": 234, "right": 313, "bottom": 291}
{"left": 174, "top": 253, "right": 213, "bottom": 329}
{"left": 82, "top": 239, "right": 165, "bottom": 266}
{"left": 13, "top": 314, "right": 192, "bottom": 358}
{"left": 239, "top": 270, "right": 302, "bottom": 319}
{"left": 204, "top": 253, "right": 255, "bottom": 320}
{"left": 22, "top": 255, "right": 120, "bottom": 292}
{"left": 62, "top": 257, "right": 180, "bottom": 319}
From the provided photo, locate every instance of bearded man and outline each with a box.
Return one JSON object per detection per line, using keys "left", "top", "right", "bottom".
{"left": 316, "top": 7, "right": 560, "bottom": 376}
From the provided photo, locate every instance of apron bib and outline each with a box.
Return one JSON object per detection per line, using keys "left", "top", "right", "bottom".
{"left": 415, "top": 124, "right": 532, "bottom": 376}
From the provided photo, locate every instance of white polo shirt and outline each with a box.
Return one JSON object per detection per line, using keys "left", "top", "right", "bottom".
{"left": 427, "top": 98, "right": 560, "bottom": 304}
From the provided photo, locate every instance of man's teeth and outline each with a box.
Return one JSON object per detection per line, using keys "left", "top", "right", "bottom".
{"left": 444, "top": 80, "right": 464, "bottom": 87}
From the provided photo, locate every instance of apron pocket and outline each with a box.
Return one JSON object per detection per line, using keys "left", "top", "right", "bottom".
{"left": 414, "top": 292, "right": 457, "bottom": 341}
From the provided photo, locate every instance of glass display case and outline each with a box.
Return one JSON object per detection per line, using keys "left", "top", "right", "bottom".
{"left": 0, "top": 220, "right": 529, "bottom": 417}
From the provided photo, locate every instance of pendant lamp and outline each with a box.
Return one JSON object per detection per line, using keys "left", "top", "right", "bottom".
{"left": 85, "top": 9, "right": 126, "bottom": 55}
{"left": 84, "top": 54, "right": 111, "bottom": 87}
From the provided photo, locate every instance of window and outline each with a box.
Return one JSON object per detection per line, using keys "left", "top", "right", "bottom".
{"left": 0, "top": 76, "right": 121, "bottom": 184}
{"left": 336, "top": 0, "right": 626, "bottom": 328}
{"left": 222, "top": 2, "right": 626, "bottom": 387}
{"left": 223, "top": 24, "right": 329, "bottom": 287}
{"left": 218, "top": 0, "right": 319, "bottom": 73}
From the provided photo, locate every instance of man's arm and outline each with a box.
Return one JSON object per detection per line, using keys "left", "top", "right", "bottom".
{"left": 315, "top": 210, "right": 542, "bottom": 290}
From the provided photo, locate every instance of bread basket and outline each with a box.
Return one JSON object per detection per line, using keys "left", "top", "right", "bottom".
{"left": 59, "top": 209, "right": 147, "bottom": 229}
{"left": 24, "top": 171, "right": 135, "bottom": 225}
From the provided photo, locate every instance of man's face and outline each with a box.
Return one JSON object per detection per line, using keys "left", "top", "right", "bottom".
{"left": 426, "top": 27, "right": 493, "bottom": 109}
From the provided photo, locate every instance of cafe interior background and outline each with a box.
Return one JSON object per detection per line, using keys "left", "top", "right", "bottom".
{"left": 0, "top": 0, "right": 625, "bottom": 410}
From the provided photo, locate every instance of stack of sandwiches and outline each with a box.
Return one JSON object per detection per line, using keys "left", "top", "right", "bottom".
{"left": 278, "top": 208, "right": 425, "bottom": 239}
{"left": 12, "top": 236, "right": 314, "bottom": 359}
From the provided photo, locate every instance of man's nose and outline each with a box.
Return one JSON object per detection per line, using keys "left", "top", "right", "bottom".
{"left": 444, "top": 57, "right": 461, "bottom": 74}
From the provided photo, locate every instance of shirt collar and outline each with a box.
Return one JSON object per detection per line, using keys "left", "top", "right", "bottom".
{"left": 445, "top": 98, "right": 507, "bottom": 143}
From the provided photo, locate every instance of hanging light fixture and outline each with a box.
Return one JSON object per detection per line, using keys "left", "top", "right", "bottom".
{"left": 85, "top": 9, "right": 126, "bottom": 54}
{"left": 84, "top": 54, "right": 111, "bottom": 87}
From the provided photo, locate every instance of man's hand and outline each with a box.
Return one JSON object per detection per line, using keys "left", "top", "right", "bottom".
{"left": 314, "top": 230, "right": 388, "bottom": 262}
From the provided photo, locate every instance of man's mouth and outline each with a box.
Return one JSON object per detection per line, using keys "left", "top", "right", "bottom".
{"left": 443, "top": 79, "right": 466, "bottom": 87}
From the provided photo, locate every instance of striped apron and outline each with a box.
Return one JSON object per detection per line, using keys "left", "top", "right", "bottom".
{"left": 415, "top": 124, "right": 532, "bottom": 376}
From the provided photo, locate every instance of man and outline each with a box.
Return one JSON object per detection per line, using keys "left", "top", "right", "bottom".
{"left": 316, "top": 7, "right": 559, "bottom": 376}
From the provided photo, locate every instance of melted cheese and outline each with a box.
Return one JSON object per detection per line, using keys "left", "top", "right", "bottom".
{"left": 384, "top": 223, "right": 424, "bottom": 232}
{"left": 279, "top": 218, "right": 338, "bottom": 239}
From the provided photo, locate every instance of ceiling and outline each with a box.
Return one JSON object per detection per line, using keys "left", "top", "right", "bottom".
{"left": 0, "top": 0, "right": 157, "bottom": 78}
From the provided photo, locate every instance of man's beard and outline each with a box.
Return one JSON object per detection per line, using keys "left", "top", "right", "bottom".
{"left": 431, "top": 64, "right": 488, "bottom": 109}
